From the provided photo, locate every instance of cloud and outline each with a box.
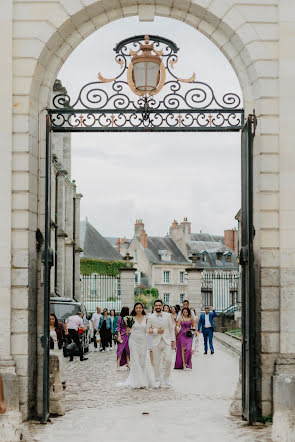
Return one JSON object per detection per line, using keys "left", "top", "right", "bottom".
{"left": 59, "top": 16, "right": 242, "bottom": 238}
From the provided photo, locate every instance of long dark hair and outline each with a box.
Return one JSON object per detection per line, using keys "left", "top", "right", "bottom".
{"left": 181, "top": 307, "right": 191, "bottom": 317}
{"left": 110, "top": 309, "right": 116, "bottom": 317}
{"left": 50, "top": 312, "right": 59, "bottom": 328}
{"left": 120, "top": 306, "right": 129, "bottom": 318}
{"left": 131, "top": 302, "right": 146, "bottom": 316}
{"left": 163, "top": 304, "right": 171, "bottom": 313}
{"left": 175, "top": 304, "right": 181, "bottom": 313}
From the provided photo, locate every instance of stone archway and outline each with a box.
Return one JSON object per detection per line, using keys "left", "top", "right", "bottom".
{"left": 8, "top": 0, "right": 281, "bottom": 424}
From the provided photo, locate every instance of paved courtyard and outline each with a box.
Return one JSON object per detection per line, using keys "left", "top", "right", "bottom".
{"left": 25, "top": 341, "right": 272, "bottom": 442}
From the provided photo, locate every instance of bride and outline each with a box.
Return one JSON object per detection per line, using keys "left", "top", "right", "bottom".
{"left": 123, "top": 302, "right": 155, "bottom": 389}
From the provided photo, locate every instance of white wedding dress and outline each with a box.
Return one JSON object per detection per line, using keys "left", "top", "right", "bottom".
{"left": 123, "top": 317, "right": 155, "bottom": 389}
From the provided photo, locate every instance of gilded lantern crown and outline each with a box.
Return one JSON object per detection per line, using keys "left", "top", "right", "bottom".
{"left": 127, "top": 35, "right": 166, "bottom": 96}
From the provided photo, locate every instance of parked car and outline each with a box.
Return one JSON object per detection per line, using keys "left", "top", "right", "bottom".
{"left": 50, "top": 297, "right": 91, "bottom": 353}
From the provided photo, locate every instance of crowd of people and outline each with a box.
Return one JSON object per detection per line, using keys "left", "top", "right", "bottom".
{"left": 48, "top": 300, "right": 217, "bottom": 390}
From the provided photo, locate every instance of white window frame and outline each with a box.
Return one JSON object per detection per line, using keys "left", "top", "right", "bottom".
{"left": 180, "top": 293, "right": 185, "bottom": 304}
{"left": 163, "top": 270, "right": 170, "bottom": 283}
{"left": 179, "top": 271, "right": 184, "bottom": 284}
{"left": 163, "top": 293, "right": 170, "bottom": 304}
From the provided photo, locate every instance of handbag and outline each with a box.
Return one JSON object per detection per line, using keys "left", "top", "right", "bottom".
{"left": 63, "top": 342, "right": 78, "bottom": 357}
{"left": 95, "top": 331, "right": 101, "bottom": 343}
{"left": 185, "top": 329, "right": 194, "bottom": 338}
{"left": 112, "top": 332, "right": 118, "bottom": 342}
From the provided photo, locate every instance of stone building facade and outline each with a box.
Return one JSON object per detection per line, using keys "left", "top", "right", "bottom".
{"left": 127, "top": 219, "right": 238, "bottom": 308}
{"left": 1, "top": 0, "right": 295, "bottom": 439}
{"left": 51, "top": 81, "right": 82, "bottom": 301}
{"left": 128, "top": 220, "right": 190, "bottom": 305}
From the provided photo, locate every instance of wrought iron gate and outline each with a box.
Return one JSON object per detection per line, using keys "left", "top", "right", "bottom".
{"left": 41, "top": 34, "right": 257, "bottom": 423}
{"left": 240, "top": 114, "right": 257, "bottom": 424}
{"left": 80, "top": 274, "right": 121, "bottom": 313}
{"left": 201, "top": 271, "right": 240, "bottom": 313}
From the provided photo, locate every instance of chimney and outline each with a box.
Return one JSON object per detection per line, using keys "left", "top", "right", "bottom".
{"left": 115, "top": 238, "right": 121, "bottom": 253}
{"left": 169, "top": 219, "right": 178, "bottom": 236}
{"left": 180, "top": 217, "right": 191, "bottom": 235}
{"left": 135, "top": 219, "right": 144, "bottom": 237}
{"left": 224, "top": 228, "right": 238, "bottom": 254}
{"left": 140, "top": 230, "right": 148, "bottom": 248}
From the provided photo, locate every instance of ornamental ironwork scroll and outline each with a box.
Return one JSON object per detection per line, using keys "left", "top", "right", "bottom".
{"left": 49, "top": 35, "right": 244, "bottom": 132}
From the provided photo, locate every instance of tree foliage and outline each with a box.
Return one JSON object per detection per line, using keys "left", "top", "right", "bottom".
{"left": 134, "top": 287, "right": 159, "bottom": 309}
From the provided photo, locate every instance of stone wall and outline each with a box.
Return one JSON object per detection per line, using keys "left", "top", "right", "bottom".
{"left": 0, "top": 0, "right": 294, "bottom": 434}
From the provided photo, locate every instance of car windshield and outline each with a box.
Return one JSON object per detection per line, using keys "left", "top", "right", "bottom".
{"left": 50, "top": 303, "right": 82, "bottom": 322}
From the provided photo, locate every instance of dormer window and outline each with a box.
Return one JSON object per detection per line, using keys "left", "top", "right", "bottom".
{"left": 201, "top": 251, "right": 208, "bottom": 262}
{"left": 216, "top": 252, "right": 222, "bottom": 261}
{"left": 159, "top": 249, "right": 171, "bottom": 262}
{"left": 223, "top": 251, "right": 232, "bottom": 262}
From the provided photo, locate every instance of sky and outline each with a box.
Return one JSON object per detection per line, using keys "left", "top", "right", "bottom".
{"left": 58, "top": 16, "right": 242, "bottom": 239}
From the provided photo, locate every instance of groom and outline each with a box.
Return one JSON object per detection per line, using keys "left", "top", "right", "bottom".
{"left": 147, "top": 299, "right": 175, "bottom": 388}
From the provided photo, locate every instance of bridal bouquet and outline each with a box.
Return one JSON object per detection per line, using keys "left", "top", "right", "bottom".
{"left": 123, "top": 316, "right": 135, "bottom": 328}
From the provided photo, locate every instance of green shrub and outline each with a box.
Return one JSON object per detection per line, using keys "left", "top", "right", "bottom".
{"left": 80, "top": 258, "right": 131, "bottom": 276}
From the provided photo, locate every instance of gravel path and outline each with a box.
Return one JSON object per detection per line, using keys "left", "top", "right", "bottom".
{"left": 24, "top": 341, "right": 272, "bottom": 442}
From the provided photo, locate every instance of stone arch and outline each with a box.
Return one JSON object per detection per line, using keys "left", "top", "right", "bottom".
{"left": 11, "top": 0, "right": 280, "bottom": 419}
{"left": 28, "top": 1, "right": 261, "bottom": 115}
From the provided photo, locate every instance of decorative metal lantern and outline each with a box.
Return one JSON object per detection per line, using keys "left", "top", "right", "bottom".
{"left": 127, "top": 35, "right": 166, "bottom": 96}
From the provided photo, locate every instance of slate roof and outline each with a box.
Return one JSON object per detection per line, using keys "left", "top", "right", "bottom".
{"left": 144, "top": 237, "right": 189, "bottom": 265}
{"left": 188, "top": 239, "right": 238, "bottom": 270}
{"left": 190, "top": 233, "right": 224, "bottom": 243}
{"left": 105, "top": 237, "right": 131, "bottom": 248}
{"left": 80, "top": 220, "right": 122, "bottom": 261}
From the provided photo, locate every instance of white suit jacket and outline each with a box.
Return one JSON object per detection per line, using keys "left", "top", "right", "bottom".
{"left": 147, "top": 312, "right": 175, "bottom": 347}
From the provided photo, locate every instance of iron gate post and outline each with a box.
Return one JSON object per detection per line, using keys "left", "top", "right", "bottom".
{"left": 241, "top": 114, "right": 257, "bottom": 424}
{"left": 41, "top": 113, "right": 52, "bottom": 423}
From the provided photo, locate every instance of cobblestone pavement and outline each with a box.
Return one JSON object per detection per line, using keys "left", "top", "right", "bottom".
{"left": 25, "top": 341, "right": 272, "bottom": 442}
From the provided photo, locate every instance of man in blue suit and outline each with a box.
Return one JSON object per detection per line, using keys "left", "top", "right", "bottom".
{"left": 198, "top": 306, "right": 218, "bottom": 355}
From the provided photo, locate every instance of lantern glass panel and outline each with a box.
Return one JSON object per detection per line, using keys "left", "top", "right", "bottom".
{"left": 133, "top": 61, "right": 160, "bottom": 92}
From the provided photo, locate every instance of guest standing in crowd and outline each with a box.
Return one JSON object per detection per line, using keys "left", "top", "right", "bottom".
{"left": 91, "top": 306, "right": 102, "bottom": 350}
{"left": 174, "top": 307, "right": 195, "bottom": 370}
{"left": 198, "top": 306, "right": 217, "bottom": 355}
{"left": 171, "top": 306, "right": 178, "bottom": 325}
{"left": 110, "top": 309, "right": 118, "bottom": 350}
{"left": 116, "top": 306, "right": 130, "bottom": 370}
{"left": 176, "top": 300, "right": 196, "bottom": 321}
{"left": 66, "top": 311, "right": 88, "bottom": 362}
{"left": 171, "top": 306, "right": 178, "bottom": 337}
{"left": 97, "top": 308, "right": 112, "bottom": 352}
{"left": 50, "top": 313, "right": 71, "bottom": 389}
{"left": 163, "top": 304, "right": 171, "bottom": 313}
{"left": 175, "top": 304, "right": 181, "bottom": 316}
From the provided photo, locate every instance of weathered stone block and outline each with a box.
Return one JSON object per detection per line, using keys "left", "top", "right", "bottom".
{"left": 273, "top": 374, "right": 295, "bottom": 441}
{"left": 11, "top": 334, "right": 29, "bottom": 355}
{"left": 261, "top": 311, "right": 280, "bottom": 332}
{"left": 261, "top": 332, "right": 280, "bottom": 353}
{"left": 261, "top": 268, "right": 280, "bottom": 287}
{"left": 261, "top": 286, "right": 280, "bottom": 310}
{"left": 11, "top": 310, "right": 29, "bottom": 334}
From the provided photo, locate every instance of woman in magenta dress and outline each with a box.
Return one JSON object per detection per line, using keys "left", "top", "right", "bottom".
{"left": 174, "top": 307, "right": 196, "bottom": 370}
{"left": 116, "top": 306, "right": 130, "bottom": 369}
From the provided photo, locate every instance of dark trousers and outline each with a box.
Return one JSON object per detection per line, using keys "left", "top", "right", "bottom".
{"left": 203, "top": 327, "right": 214, "bottom": 353}
{"left": 100, "top": 328, "right": 111, "bottom": 350}
{"left": 68, "top": 329, "right": 84, "bottom": 361}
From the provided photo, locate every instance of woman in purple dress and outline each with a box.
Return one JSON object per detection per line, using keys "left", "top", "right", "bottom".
{"left": 116, "top": 306, "right": 130, "bottom": 370}
{"left": 174, "top": 307, "right": 196, "bottom": 370}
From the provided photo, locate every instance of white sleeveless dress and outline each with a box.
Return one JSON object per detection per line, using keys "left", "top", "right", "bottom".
{"left": 123, "top": 317, "right": 155, "bottom": 388}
